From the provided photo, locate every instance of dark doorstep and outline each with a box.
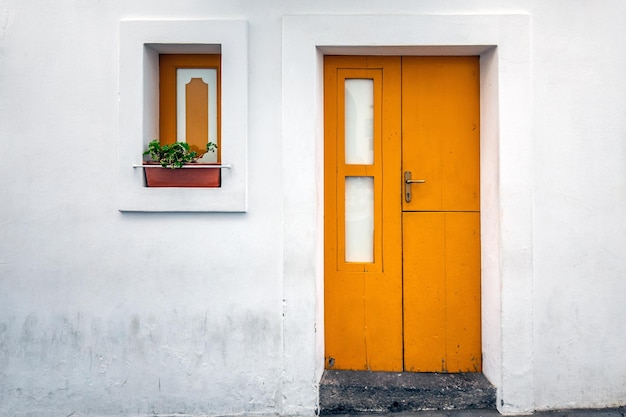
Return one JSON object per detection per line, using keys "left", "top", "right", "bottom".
{"left": 319, "top": 370, "right": 497, "bottom": 415}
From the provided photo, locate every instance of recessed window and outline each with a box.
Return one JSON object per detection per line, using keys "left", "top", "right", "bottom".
{"left": 118, "top": 20, "right": 248, "bottom": 212}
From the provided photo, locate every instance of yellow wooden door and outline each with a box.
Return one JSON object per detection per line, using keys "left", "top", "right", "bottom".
{"left": 324, "top": 56, "right": 480, "bottom": 372}
{"left": 402, "top": 57, "right": 481, "bottom": 372}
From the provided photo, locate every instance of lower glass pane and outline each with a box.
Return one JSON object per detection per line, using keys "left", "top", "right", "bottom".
{"left": 345, "top": 176, "right": 374, "bottom": 263}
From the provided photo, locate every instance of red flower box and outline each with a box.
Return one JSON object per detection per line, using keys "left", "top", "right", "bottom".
{"left": 143, "top": 163, "right": 221, "bottom": 188}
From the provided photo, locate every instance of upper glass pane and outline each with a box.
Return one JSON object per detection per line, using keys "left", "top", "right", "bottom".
{"left": 345, "top": 79, "right": 374, "bottom": 165}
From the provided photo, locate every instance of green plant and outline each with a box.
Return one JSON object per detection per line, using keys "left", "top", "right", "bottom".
{"left": 143, "top": 140, "right": 217, "bottom": 169}
{"left": 206, "top": 141, "right": 218, "bottom": 154}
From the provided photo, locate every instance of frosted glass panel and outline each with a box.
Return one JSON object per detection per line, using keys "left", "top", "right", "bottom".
{"left": 176, "top": 69, "right": 218, "bottom": 152}
{"left": 345, "top": 79, "right": 374, "bottom": 164}
{"left": 345, "top": 176, "right": 374, "bottom": 263}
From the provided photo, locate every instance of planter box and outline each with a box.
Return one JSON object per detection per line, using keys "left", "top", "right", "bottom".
{"left": 143, "top": 163, "right": 221, "bottom": 188}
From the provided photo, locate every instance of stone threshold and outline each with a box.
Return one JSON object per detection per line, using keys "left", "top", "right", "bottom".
{"left": 319, "top": 370, "right": 497, "bottom": 415}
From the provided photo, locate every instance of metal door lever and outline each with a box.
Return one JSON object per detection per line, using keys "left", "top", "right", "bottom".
{"left": 404, "top": 171, "right": 426, "bottom": 203}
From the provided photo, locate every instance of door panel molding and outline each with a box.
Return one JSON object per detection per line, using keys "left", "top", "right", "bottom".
{"left": 324, "top": 56, "right": 402, "bottom": 371}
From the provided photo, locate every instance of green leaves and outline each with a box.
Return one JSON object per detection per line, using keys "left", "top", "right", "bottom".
{"left": 206, "top": 141, "right": 218, "bottom": 153}
{"left": 143, "top": 140, "right": 218, "bottom": 169}
{"left": 143, "top": 140, "right": 198, "bottom": 169}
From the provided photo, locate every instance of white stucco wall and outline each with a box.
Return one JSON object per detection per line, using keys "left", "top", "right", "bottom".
{"left": 531, "top": 4, "right": 626, "bottom": 410}
{"left": 1, "top": 1, "right": 625, "bottom": 416}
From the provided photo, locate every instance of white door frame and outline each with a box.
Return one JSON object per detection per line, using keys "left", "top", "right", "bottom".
{"left": 281, "top": 14, "right": 533, "bottom": 415}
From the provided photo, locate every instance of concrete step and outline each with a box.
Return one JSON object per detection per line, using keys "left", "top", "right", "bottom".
{"left": 319, "top": 370, "right": 497, "bottom": 415}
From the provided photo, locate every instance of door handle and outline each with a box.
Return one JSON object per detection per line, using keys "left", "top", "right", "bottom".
{"left": 404, "top": 171, "right": 426, "bottom": 203}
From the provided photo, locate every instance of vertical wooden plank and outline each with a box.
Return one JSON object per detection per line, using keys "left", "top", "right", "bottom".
{"left": 445, "top": 212, "right": 482, "bottom": 372}
{"left": 441, "top": 59, "right": 480, "bottom": 211}
{"left": 365, "top": 56, "right": 403, "bottom": 371}
{"left": 324, "top": 273, "right": 368, "bottom": 370}
{"left": 159, "top": 55, "right": 178, "bottom": 145}
{"left": 403, "top": 212, "right": 447, "bottom": 372}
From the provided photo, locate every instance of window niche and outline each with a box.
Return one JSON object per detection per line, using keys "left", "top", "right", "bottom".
{"left": 142, "top": 53, "right": 222, "bottom": 188}
{"left": 118, "top": 20, "right": 247, "bottom": 212}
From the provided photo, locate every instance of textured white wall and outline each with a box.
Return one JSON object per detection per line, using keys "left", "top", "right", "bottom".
{"left": 1, "top": 1, "right": 626, "bottom": 416}
{"left": 0, "top": 2, "right": 283, "bottom": 416}
{"left": 531, "top": 4, "right": 626, "bottom": 410}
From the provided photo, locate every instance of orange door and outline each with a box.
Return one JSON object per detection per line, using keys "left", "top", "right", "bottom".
{"left": 324, "top": 56, "right": 480, "bottom": 372}
{"left": 402, "top": 57, "right": 480, "bottom": 372}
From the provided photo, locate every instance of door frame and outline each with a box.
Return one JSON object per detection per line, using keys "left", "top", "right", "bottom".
{"left": 282, "top": 14, "right": 533, "bottom": 415}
